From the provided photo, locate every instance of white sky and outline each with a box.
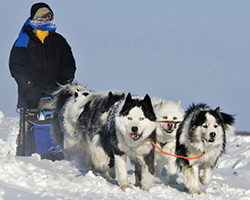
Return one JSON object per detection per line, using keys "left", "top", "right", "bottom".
{"left": 1, "top": 0, "right": 250, "bottom": 131}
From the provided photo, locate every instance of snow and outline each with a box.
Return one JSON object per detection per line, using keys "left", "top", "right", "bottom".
{"left": 0, "top": 112, "right": 250, "bottom": 200}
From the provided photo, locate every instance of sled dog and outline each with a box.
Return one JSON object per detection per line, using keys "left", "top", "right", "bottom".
{"left": 51, "top": 82, "right": 90, "bottom": 159}
{"left": 153, "top": 99, "right": 184, "bottom": 183}
{"left": 101, "top": 93, "right": 157, "bottom": 190}
{"left": 74, "top": 91, "right": 125, "bottom": 171}
{"left": 175, "top": 103, "right": 235, "bottom": 194}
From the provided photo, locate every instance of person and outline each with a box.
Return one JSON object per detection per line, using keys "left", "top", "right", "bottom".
{"left": 9, "top": 2, "right": 76, "bottom": 110}
{"left": 9, "top": 2, "right": 76, "bottom": 157}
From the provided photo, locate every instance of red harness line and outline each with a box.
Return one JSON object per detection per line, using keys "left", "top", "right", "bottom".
{"left": 153, "top": 120, "right": 204, "bottom": 160}
{"left": 157, "top": 120, "right": 181, "bottom": 123}
{"left": 157, "top": 120, "right": 181, "bottom": 128}
{"left": 151, "top": 141, "right": 204, "bottom": 160}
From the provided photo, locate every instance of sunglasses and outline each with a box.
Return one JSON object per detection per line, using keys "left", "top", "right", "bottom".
{"left": 34, "top": 13, "right": 53, "bottom": 21}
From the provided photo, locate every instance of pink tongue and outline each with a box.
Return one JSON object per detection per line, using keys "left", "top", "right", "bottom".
{"left": 129, "top": 134, "right": 137, "bottom": 139}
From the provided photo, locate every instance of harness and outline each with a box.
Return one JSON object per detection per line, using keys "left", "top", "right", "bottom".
{"left": 157, "top": 120, "right": 181, "bottom": 128}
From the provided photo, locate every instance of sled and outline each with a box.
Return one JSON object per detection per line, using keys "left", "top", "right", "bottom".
{"left": 16, "top": 97, "right": 64, "bottom": 161}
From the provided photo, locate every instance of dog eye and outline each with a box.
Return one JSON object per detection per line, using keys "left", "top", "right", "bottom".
{"left": 139, "top": 117, "right": 144, "bottom": 121}
{"left": 163, "top": 116, "right": 168, "bottom": 119}
{"left": 127, "top": 117, "right": 132, "bottom": 121}
{"left": 203, "top": 125, "right": 208, "bottom": 128}
{"left": 173, "top": 117, "right": 177, "bottom": 120}
{"left": 214, "top": 125, "right": 218, "bottom": 128}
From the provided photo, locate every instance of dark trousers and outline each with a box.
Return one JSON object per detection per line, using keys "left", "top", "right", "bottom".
{"left": 16, "top": 111, "right": 36, "bottom": 156}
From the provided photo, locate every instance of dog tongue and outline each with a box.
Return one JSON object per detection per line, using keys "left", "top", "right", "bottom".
{"left": 167, "top": 129, "right": 173, "bottom": 133}
{"left": 129, "top": 134, "right": 138, "bottom": 139}
{"left": 209, "top": 138, "right": 215, "bottom": 142}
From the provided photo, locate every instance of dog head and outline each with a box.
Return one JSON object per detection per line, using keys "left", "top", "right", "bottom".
{"left": 117, "top": 93, "right": 157, "bottom": 147}
{"left": 190, "top": 106, "right": 234, "bottom": 150}
{"left": 154, "top": 99, "right": 184, "bottom": 142}
{"left": 73, "top": 88, "right": 90, "bottom": 101}
{"left": 52, "top": 82, "right": 91, "bottom": 112}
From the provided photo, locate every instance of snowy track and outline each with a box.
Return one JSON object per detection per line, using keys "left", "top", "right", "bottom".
{"left": 0, "top": 113, "right": 249, "bottom": 200}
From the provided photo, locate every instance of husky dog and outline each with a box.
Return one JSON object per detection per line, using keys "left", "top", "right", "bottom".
{"left": 101, "top": 93, "right": 157, "bottom": 190}
{"left": 75, "top": 91, "right": 125, "bottom": 172}
{"left": 153, "top": 99, "right": 184, "bottom": 183}
{"left": 51, "top": 82, "right": 90, "bottom": 159}
{"left": 175, "top": 103, "right": 235, "bottom": 194}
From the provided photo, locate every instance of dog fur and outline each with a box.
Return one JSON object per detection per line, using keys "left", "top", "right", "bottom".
{"left": 175, "top": 103, "right": 235, "bottom": 194}
{"left": 152, "top": 98, "right": 184, "bottom": 184}
{"left": 74, "top": 90, "right": 125, "bottom": 172}
{"left": 51, "top": 82, "right": 91, "bottom": 159}
{"left": 100, "top": 93, "right": 157, "bottom": 190}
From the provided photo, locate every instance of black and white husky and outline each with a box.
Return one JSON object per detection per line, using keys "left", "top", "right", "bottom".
{"left": 51, "top": 82, "right": 90, "bottom": 159}
{"left": 152, "top": 99, "right": 184, "bottom": 183}
{"left": 74, "top": 91, "right": 125, "bottom": 172}
{"left": 175, "top": 103, "right": 235, "bottom": 194}
{"left": 101, "top": 93, "right": 157, "bottom": 190}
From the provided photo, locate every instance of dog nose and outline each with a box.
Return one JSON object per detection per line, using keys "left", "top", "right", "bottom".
{"left": 210, "top": 132, "right": 216, "bottom": 138}
{"left": 132, "top": 126, "right": 138, "bottom": 133}
{"left": 168, "top": 123, "right": 173, "bottom": 128}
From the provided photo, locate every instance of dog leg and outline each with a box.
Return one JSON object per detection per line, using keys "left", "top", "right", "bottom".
{"left": 183, "top": 165, "right": 201, "bottom": 194}
{"left": 115, "top": 154, "right": 133, "bottom": 190}
{"left": 200, "top": 166, "right": 214, "bottom": 186}
{"left": 135, "top": 152, "right": 154, "bottom": 189}
{"left": 89, "top": 135, "right": 109, "bottom": 173}
{"left": 63, "top": 128, "right": 79, "bottom": 159}
{"left": 107, "top": 166, "right": 116, "bottom": 179}
{"left": 155, "top": 155, "right": 167, "bottom": 178}
{"left": 167, "top": 156, "right": 178, "bottom": 184}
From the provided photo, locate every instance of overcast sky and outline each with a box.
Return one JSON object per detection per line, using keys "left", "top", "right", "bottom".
{"left": 1, "top": 0, "right": 250, "bottom": 132}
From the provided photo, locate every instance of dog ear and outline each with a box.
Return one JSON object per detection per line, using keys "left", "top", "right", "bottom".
{"left": 73, "top": 88, "right": 79, "bottom": 98}
{"left": 124, "top": 92, "right": 132, "bottom": 106}
{"left": 220, "top": 112, "right": 235, "bottom": 126}
{"left": 161, "top": 99, "right": 166, "bottom": 105}
{"left": 177, "top": 101, "right": 181, "bottom": 106}
{"left": 215, "top": 106, "right": 220, "bottom": 114}
{"left": 143, "top": 94, "right": 151, "bottom": 104}
{"left": 220, "top": 112, "right": 235, "bottom": 138}
{"left": 143, "top": 94, "right": 153, "bottom": 109}
{"left": 143, "top": 94, "right": 156, "bottom": 121}
{"left": 108, "top": 91, "right": 114, "bottom": 99}
{"left": 194, "top": 107, "right": 201, "bottom": 117}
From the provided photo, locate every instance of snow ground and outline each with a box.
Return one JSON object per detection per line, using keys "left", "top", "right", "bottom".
{"left": 0, "top": 111, "right": 249, "bottom": 200}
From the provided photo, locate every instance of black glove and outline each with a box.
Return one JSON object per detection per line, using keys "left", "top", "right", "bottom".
{"left": 25, "top": 86, "right": 41, "bottom": 109}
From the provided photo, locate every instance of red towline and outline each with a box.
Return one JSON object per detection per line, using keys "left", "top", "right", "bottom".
{"left": 151, "top": 141, "right": 204, "bottom": 160}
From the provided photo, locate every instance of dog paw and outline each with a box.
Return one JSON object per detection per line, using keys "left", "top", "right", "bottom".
{"left": 194, "top": 190, "right": 202, "bottom": 195}
{"left": 200, "top": 177, "right": 211, "bottom": 186}
{"left": 119, "top": 184, "right": 133, "bottom": 191}
{"left": 184, "top": 187, "right": 202, "bottom": 195}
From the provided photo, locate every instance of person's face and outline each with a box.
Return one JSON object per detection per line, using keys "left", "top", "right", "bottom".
{"left": 36, "top": 18, "right": 51, "bottom": 22}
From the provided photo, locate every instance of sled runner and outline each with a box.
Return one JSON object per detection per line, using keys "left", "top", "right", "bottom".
{"left": 16, "top": 97, "right": 64, "bottom": 161}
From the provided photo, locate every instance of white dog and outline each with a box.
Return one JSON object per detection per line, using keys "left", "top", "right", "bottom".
{"left": 153, "top": 99, "right": 184, "bottom": 184}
